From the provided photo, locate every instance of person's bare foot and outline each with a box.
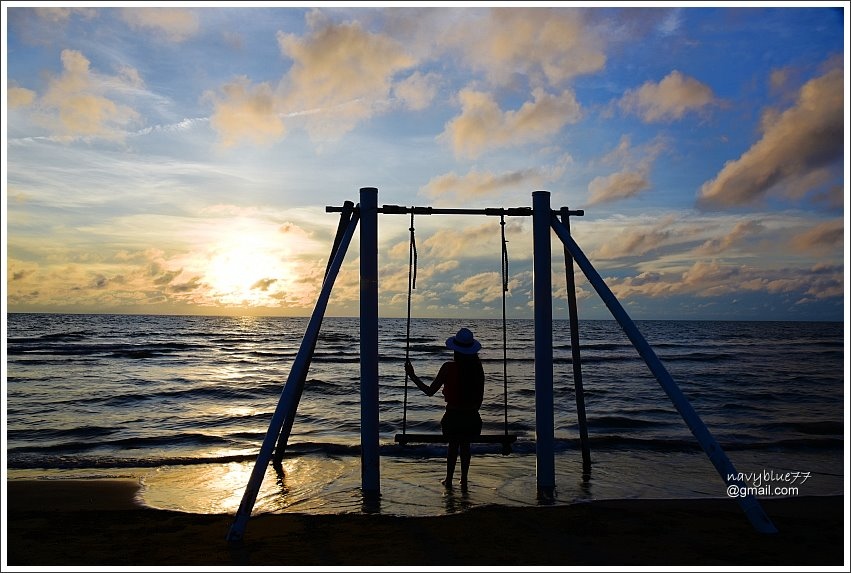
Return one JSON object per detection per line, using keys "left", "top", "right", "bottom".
{"left": 441, "top": 478, "right": 452, "bottom": 489}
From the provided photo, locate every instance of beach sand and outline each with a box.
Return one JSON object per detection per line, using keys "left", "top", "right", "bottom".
{"left": 4, "top": 479, "right": 847, "bottom": 567}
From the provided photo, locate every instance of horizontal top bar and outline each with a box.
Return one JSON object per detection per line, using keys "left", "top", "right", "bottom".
{"left": 326, "top": 204, "right": 584, "bottom": 217}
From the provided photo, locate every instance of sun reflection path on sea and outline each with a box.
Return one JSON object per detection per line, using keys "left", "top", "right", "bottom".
{"left": 137, "top": 456, "right": 362, "bottom": 515}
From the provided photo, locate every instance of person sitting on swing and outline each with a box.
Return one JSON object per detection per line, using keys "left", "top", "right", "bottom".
{"left": 405, "top": 327, "right": 485, "bottom": 490}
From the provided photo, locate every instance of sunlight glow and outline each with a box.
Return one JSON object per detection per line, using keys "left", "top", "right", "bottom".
{"left": 207, "top": 246, "right": 281, "bottom": 304}
{"left": 200, "top": 225, "right": 299, "bottom": 308}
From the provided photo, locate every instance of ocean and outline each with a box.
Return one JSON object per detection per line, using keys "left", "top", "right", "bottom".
{"left": 5, "top": 313, "right": 845, "bottom": 518}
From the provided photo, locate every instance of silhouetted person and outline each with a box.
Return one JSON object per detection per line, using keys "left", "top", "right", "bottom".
{"left": 405, "top": 327, "right": 485, "bottom": 490}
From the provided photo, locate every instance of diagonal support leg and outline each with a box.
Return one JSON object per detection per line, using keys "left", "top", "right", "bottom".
{"left": 550, "top": 214, "right": 778, "bottom": 534}
{"left": 226, "top": 208, "right": 360, "bottom": 542}
{"left": 559, "top": 208, "right": 592, "bottom": 479}
{"left": 273, "top": 201, "right": 355, "bottom": 469}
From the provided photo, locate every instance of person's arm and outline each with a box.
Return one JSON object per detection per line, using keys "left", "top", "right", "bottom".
{"left": 405, "top": 360, "right": 445, "bottom": 396}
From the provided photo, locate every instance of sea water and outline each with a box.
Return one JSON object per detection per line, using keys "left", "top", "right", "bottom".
{"left": 5, "top": 314, "right": 845, "bottom": 516}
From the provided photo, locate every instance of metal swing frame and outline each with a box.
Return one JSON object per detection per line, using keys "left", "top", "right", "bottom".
{"left": 225, "top": 187, "right": 777, "bottom": 542}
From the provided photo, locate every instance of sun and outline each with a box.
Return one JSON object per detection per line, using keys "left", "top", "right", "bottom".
{"left": 177, "top": 214, "right": 321, "bottom": 310}
{"left": 203, "top": 233, "right": 292, "bottom": 307}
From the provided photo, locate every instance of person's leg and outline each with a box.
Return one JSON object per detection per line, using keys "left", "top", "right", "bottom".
{"left": 460, "top": 441, "right": 471, "bottom": 489}
{"left": 443, "top": 440, "right": 459, "bottom": 487}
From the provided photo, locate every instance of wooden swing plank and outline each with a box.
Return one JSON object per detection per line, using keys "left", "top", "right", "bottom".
{"left": 394, "top": 433, "right": 517, "bottom": 445}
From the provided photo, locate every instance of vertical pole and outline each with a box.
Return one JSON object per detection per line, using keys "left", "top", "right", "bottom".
{"left": 532, "top": 191, "right": 556, "bottom": 500}
{"left": 500, "top": 215, "right": 509, "bottom": 438}
{"left": 360, "top": 187, "right": 380, "bottom": 499}
{"left": 550, "top": 216, "right": 777, "bottom": 534}
{"left": 560, "top": 207, "right": 591, "bottom": 479}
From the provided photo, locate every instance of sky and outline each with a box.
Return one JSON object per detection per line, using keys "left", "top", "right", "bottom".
{"left": 3, "top": 3, "right": 848, "bottom": 321}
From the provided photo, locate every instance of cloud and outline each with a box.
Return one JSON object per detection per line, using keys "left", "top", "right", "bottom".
{"left": 607, "top": 259, "right": 843, "bottom": 303}
{"left": 587, "top": 170, "right": 650, "bottom": 206}
{"left": 206, "top": 77, "right": 285, "bottom": 147}
{"left": 680, "top": 260, "right": 743, "bottom": 295}
{"left": 119, "top": 8, "right": 199, "bottom": 42}
{"left": 418, "top": 220, "right": 522, "bottom": 262}
{"left": 693, "top": 219, "right": 765, "bottom": 256}
{"left": 592, "top": 224, "right": 672, "bottom": 259}
{"left": 251, "top": 278, "right": 278, "bottom": 291}
{"left": 697, "top": 65, "right": 844, "bottom": 209}
{"left": 769, "top": 67, "right": 791, "bottom": 92}
{"left": 441, "top": 87, "right": 581, "bottom": 159}
{"left": 34, "top": 49, "right": 141, "bottom": 139}
{"left": 809, "top": 184, "right": 845, "bottom": 211}
{"left": 586, "top": 135, "right": 665, "bottom": 205}
{"left": 205, "top": 10, "right": 428, "bottom": 146}
{"left": 454, "top": 272, "right": 504, "bottom": 304}
{"left": 657, "top": 8, "right": 683, "bottom": 36}
{"left": 5, "top": 250, "right": 195, "bottom": 311}
{"left": 444, "top": 8, "right": 606, "bottom": 88}
{"left": 422, "top": 155, "right": 571, "bottom": 202}
{"left": 8, "top": 86, "right": 36, "bottom": 108}
{"left": 393, "top": 71, "right": 439, "bottom": 111}
{"left": 619, "top": 70, "right": 715, "bottom": 122}
{"left": 788, "top": 219, "right": 844, "bottom": 256}
{"left": 277, "top": 9, "right": 415, "bottom": 140}
{"left": 34, "top": 7, "right": 96, "bottom": 23}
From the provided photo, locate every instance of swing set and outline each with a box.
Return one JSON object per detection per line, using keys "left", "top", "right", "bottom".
{"left": 225, "top": 187, "right": 778, "bottom": 542}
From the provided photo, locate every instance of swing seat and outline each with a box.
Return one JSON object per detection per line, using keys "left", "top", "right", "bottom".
{"left": 395, "top": 432, "right": 517, "bottom": 454}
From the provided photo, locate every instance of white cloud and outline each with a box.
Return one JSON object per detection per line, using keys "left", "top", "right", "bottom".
{"left": 587, "top": 170, "right": 650, "bottom": 206}
{"left": 393, "top": 71, "right": 439, "bottom": 111}
{"left": 34, "top": 49, "right": 141, "bottom": 140}
{"left": 423, "top": 155, "right": 571, "bottom": 202}
{"left": 277, "top": 9, "right": 415, "bottom": 141}
{"left": 442, "top": 7, "right": 606, "bottom": 88}
{"left": 441, "top": 87, "right": 581, "bottom": 159}
{"left": 206, "top": 77, "right": 285, "bottom": 147}
{"left": 119, "top": 8, "right": 199, "bottom": 42}
{"left": 619, "top": 70, "right": 715, "bottom": 122}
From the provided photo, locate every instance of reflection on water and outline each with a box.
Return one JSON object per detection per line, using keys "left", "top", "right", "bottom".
{"left": 361, "top": 489, "right": 381, "bottom": 514}
{"left": 102, "top": 447, "right": 847, "bottom": 518}
{"left": 140, "top": 462, "right": 256, "bottom": 514}
{"left": 443, "top": 488, "right": 473, "bottom": 514}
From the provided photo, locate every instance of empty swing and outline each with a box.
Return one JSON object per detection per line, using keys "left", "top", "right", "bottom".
{"left": 395, "top": 213, "right": 518, "bottom": 455}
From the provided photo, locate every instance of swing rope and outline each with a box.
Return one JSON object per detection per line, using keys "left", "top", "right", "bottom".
{"left": 402, "top": 211, "right": 417, "bottom": 437}
{"left": 500, "top": 215, "right": 510, "bottom": 438}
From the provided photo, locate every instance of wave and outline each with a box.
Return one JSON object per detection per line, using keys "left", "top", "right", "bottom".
{"left": 7, "top": 331, "right": 92, "bottom": 343}
{"left": 764, "top": 420, "right": 844, "bottom": 436}
{"left": 7, "top": 432, "right": 236, "bottom": 455}
{"left": 587, "top": 415, "right": 667, "bottom": 429}
{"left": 8, "top": 432, "right": 842, "bottom": 470}
{"left": 7, "top": 341, "right": 201, "bottom": 358}
{"left": 72, "top": 385, "right": 273, "bottom": 407}
{"left": 6, "top": 426, "right": 120, "bottom": 441}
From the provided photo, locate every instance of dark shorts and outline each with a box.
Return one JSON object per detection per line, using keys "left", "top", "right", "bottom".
{"left": 441, "top": 409, "right": 482, "bottom": 441}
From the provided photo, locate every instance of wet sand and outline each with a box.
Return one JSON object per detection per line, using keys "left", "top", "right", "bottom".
{"left": 4, "top": 479, "right": 847, "bottom": 566}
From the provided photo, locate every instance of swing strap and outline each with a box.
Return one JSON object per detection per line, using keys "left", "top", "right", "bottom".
{"left": 402, "top": 212, "right": 417, "bottom": 436}
{"left": 500, "top": 215, "right": 509, "bottom": 437}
